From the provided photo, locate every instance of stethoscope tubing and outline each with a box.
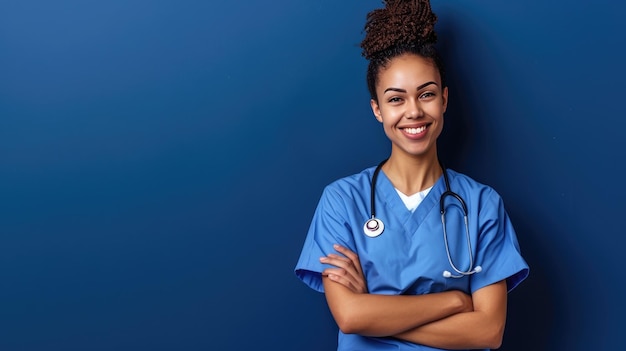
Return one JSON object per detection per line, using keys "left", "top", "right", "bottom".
{"left": 364, "top": 159, "right": 482, "bottom": 278}
{"left": 369, "top": 159, "right": 388, "bottom": 220}
{"left": 363, "top": 159, "right": 387, "bottom": 238}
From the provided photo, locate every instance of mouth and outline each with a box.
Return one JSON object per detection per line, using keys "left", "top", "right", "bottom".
{"left": 402, "top": 125, "right": 428, "bottom": 135}
{"left": 400, "top": 122, "right": 432, "bottom": 135}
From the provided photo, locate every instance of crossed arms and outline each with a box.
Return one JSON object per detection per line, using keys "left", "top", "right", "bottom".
{"left": 321, "top": 244, "right": 507, "bottom": 350}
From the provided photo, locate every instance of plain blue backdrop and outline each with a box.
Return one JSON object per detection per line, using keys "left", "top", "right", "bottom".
{"left": 1, "top": 0, "right": 624, "bottom": 350}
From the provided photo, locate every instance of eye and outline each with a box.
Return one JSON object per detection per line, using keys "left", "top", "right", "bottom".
{"left": 388, "top": 97, "right": 403, "bottom": 103}
{"left": 419, "top": 92, "right": 436, "bottom": 99}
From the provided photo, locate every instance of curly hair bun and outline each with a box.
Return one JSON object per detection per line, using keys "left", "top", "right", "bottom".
{"left": 360, "top": 0, "right": 438, "bottom": 60}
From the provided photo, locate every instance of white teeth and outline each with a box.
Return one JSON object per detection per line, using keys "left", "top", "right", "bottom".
{"left": 404, "top": 126, "right": 426, "bottom": 134}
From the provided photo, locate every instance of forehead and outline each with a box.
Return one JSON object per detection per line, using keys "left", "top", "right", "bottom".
{"left": 377, "top": 54, "right": 441, "bottom": 88}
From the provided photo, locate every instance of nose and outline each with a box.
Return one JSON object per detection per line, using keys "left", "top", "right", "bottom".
{"left": 405, "top": 99, "right": 423, "bottom": 119}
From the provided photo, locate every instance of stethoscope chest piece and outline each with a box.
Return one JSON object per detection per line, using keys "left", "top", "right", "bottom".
{"left": 363, "top": 217, "right": 384, "bottom": 237}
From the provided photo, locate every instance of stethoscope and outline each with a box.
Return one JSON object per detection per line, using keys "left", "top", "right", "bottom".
{"left": 363, "top": 159, "right": 482, "bottom": 279}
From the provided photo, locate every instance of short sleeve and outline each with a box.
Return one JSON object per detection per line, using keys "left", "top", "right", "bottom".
{"left": 294, "top": 186, "right": 358, "bottom": 293}
{"left": 470, "top": 189, "right": 529, "bottom": 293}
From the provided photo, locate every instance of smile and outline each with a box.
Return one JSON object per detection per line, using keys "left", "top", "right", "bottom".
{"left": 403, "top": 126, "right": 427, "bottom": 134}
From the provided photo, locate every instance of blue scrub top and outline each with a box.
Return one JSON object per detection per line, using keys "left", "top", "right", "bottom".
{"left": 294, "top": 166, "right": 529, "bottom": 351}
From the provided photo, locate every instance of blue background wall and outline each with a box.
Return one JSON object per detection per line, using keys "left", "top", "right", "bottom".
{"left": 1, "top": 0, "right": 624, "bottom": 350}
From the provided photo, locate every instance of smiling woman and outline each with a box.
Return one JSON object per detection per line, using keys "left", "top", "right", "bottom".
{"left": 2, "top": 0, "right": 625, "bottom": 349}
{"left": 294, "top": 1, "right": 529, "bottom": 350}
{"left": 371, "top": 54, "right": 447, "bottom": 177}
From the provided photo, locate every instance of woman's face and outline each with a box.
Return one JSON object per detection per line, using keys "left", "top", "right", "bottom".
{"left": 371, "top": 53, "right": 448, "bottom": 161}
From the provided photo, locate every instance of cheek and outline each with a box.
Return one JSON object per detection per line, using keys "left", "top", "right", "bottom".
{"left": 380, "top": 119, "right": 396, "bottom": 135}
{"left": 433, "top": 116, "right": 444, "bottom": 137}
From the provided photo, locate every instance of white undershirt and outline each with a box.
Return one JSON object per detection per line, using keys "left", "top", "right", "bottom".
{"left": 395, "top": 186, "right": 433, "bottom": 213}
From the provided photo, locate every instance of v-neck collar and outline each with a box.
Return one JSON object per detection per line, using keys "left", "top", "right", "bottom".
{"left": 375, "top": 170, "right": 446, "bottom": 235}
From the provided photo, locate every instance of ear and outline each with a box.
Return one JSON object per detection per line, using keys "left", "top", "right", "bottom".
{"left": 442, "top": 86, "right": 449, "bottom": 113}
{"left": 370, "top": 99, "right": 383, "bottom": 123}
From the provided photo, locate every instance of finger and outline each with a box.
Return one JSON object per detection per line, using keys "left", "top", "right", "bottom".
{"left": 324, "top": 270, "right": 359, "bottom": 293}
{"left": 322, "top": 267, "right": 355, "bottom": 278}
{"left": 321, "top": 255, "right": 361, "bottom": 277}
{"left": 332, "top": 244, "right": 361, "bottom": 267}
{"left": 325, "top": 253, "right": 353, "bottom": 266}
{"left": 322, "top": 266, "right": 361, "bottom": 287}
{"left": 332, "top": 244, "right": 363, "bottom": 274}
{"left": 327, "top": 274, "right": 357, "bottom": 292}
{"left": 325, "top": 254, "right": 360, "bottom": 272}
{"left": 323, "top": 269, "right": 367, "bottom": 294}
{"left": 320, "top": 256, "right": 356, "bottom": 272}
{"left": 323, "top": 267, "right": 365, "bottom": 288}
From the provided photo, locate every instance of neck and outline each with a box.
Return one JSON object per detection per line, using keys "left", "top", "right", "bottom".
{"left": 382, "top": 152, "right": 443, "bottom": 196}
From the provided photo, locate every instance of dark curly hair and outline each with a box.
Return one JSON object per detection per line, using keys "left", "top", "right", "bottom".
{"left": 361, "top": 0, "right": 446, "bottom": 101}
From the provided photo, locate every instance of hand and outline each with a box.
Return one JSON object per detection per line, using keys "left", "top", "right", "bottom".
{"left": 320, "top": 244, "right": 368, "bottom": 294}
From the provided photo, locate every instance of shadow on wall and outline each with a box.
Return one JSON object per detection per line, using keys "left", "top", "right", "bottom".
{"left": 435, "top": 17, "right": 557, "bottom": 351}
{"left": 504, "top": 209, "right": 558, "bottom": 351}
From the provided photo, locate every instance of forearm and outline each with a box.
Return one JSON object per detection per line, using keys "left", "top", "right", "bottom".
{"left": 394, "top": 281, "right": 508, "bottom": 350}
{"left": 394, "top": 310, "right": 503, "bottom": 349}
{"left": 323, "top": 276, "right": 471, "bottom": 337}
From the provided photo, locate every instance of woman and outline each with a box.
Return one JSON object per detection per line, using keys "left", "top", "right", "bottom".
{"left": 294, "top": 1, "right": 529, "bottom": 350}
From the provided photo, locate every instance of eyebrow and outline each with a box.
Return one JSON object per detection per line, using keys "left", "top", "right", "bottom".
{"left": 383, "top": 81, "right": 438, "bottom": 94}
